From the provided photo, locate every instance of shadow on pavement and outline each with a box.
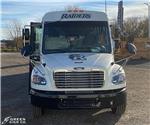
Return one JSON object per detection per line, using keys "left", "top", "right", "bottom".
{"left": 1, "top": 73, "right": 121, "bottom": 125}
{"left": 127, "top": 59, "right": 150, "bottom": 65}
{"left": 28, "top": 109, "right": 121, "bottom": 125}
{"left": 1, "top": 64, "right": 28, "bottom": 69}
{"left": 1, "top": 73, "right": 31, "bottom": 119}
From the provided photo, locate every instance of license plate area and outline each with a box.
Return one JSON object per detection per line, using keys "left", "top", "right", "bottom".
{"left": 58, "top": 98, "right": 100, "bottom": 108}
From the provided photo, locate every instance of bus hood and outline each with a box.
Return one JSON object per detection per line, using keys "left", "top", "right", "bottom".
{"left": 42, "top": 53, "right": 114, "bottom": 70}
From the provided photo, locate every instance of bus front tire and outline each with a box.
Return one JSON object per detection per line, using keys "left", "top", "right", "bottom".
{"left": 111, "top": 103, "right": 126, "bottom": 115}
{"left": 32, "top": 105, "right": 44, "bottom": 118}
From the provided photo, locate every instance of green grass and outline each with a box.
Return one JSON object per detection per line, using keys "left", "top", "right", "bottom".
{"left": 1, "top": 48, "right": 19, "bottom": 52}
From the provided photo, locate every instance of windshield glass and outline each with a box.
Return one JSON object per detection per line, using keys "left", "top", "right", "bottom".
{"left": 42, "top": 21, "right": 111, "bottom": 54}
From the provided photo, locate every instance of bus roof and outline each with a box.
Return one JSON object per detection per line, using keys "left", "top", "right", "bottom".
{"left": 42, "top": 11, "right": 108, "bottom": 22}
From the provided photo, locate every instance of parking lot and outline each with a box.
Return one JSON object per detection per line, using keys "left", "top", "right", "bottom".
{"left": 1, "top": 53, "right": 150, "bottom": 125}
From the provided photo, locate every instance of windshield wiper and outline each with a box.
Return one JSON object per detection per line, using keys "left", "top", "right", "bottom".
{"left": 45, "top": 49, "right": 69, "bottom": 54}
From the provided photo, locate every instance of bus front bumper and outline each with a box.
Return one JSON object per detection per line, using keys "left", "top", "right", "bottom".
{"left": 30, "top": 88, "right": 126, "bottom": 109}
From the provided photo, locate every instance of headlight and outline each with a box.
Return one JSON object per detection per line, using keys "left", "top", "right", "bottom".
{"left": 31, "top": 75, "right": 47, "bottom": 85}
{"left": 112, "top": 73, "right": 126, "bottom": 84}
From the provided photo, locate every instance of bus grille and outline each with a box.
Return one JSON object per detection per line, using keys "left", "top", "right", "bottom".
{"left": 54, "top": 71, "right": 104, "bottom": 88}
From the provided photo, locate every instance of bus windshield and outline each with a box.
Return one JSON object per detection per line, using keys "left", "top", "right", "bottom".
{"left": 42, "top": 21, "right": 111, "bottom": 54}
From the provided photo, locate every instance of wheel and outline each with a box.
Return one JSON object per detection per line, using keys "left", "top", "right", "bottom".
{"left": 32, "top": 105, "right": 44, "bottom": 118}
{"left": 111, "top": 103, "right": 126, "bottom": 115}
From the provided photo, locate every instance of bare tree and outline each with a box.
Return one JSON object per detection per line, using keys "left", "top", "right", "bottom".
{"left": 123, "top": 17, "right": 148, "bottom": 38}
{"left": 110, "top": 17, "right": 148, "bottom": 43}
{"left": 138, "top": 18, "right": 148, "bottom": 38}
{"left": 7, "top": 20, "right": 23, "bottom": 50}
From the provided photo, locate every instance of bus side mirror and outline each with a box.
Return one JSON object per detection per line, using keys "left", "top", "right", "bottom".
{"left": 126, "top": 43, "right": 137, "bottom": 54}
{"left": 21, "top": 45, "right": 33, "bottom": 57}
{"left": 22, "top": 28, "right": 30, "bottom": 40}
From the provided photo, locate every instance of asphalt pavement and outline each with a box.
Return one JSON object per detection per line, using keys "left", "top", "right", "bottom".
{"left": 1, "top": 53, "right": 150, "bottom": 125}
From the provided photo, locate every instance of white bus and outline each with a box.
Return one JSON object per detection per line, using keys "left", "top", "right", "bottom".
{"left": 21, "top": 10, "right": 136, "bottom": 117}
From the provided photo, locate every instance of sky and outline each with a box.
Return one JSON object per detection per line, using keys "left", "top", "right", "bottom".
{"left": 0, "top": 0, "right": 149, "bottom": 40}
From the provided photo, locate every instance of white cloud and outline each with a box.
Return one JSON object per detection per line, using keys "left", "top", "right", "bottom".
{"left": 0, "top": 27, "right": 9, "bottom": 40}
{"left": 124, "top": 5, "right": 148, "bottom": 18}
{"left": 2, "top": 0, "right": 88, "bottom": 3}
{"left": 1, "top": 0, "right": 149, "bottom": 40}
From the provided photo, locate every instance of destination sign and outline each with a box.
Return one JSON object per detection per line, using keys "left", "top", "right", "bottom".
{"left": 61, "top": 13, "right": 91, "bottom": 19}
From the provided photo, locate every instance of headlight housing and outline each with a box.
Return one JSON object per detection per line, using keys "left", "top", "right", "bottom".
{"left": 112, "top": 73, "right": 126, "bottom": 84}
{"left": 31, "top": 75, "right": 47, "bottom": 85}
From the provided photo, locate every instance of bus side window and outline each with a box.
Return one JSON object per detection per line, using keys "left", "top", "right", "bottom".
{"left": 34, "top": 28, "right": 42, "bottom": 54}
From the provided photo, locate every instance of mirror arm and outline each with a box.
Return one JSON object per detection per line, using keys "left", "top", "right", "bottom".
{"left": 115, "top": 54, "right": 136, "bottom": 73}
{"left": 115, "top": 56, "right": 130, "bottom": 64}
{"left": 30, "top": 60, "right": 45, "bottom": 76}
{"left": 21, "top": 54, "right": 45, "bottom": 76}
{"left": 116, "top": 58, "right": 129, "bottom": 73}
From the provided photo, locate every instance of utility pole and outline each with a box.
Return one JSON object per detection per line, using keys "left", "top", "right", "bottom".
{"left": 144, "top": 2, "right": 150, "bottom": 41}
{"left": 148, "top": 3, "right": 150, "bottom": 41}
{"left": 105, "top": 0, "right": 107, "bottom": 14}
{"left": 117, "top": 0, "right": 124, "bottom": 32}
